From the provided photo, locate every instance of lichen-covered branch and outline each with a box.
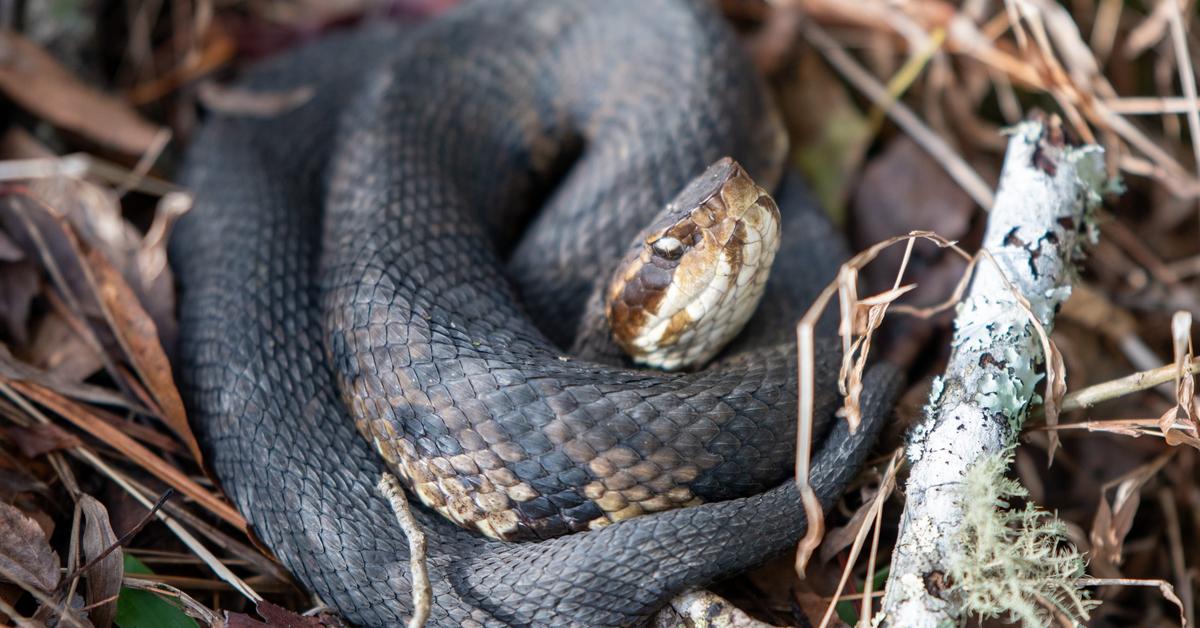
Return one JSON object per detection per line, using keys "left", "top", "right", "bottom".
{"left": 878, "top": 115, "right": 1106, "bottom": 627}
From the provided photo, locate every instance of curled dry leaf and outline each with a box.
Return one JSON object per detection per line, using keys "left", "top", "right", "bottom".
{"left": 0, "top": 500, "right": 59, "bottom": 592}
{"left": 0, "top": 33, "right": 166, "bottom": 155}
{"left": 1089, "top": 450, "right": 1174, "bottom": 571}
{"left": 79, "top": 495, "right": 122, "bottom": 628}
{"left": 0, "top": 191, "right": 40, "bottom": 348}
{"left": 1160, "top": 311, "right": 1200, "bottom": 448}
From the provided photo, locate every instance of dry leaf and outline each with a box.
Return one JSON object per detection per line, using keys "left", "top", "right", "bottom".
{"left": 0, "top": 500, "right": 60, "bottom": 592}
{"left": 1089, "top": 485, "right": 1139, "bottom": 569}
{"left": 0, "top": 259, "right": 39, "bottom": 346}
{"left": 1089, "top": 451, "right": 1174, "bottom": 570}
{"left": 0, "top": 344, "right": 133, "bottom": 411}
{"left": 79, "top": 495, "right": 122, "bottom": 628}
{"left": 0, "top": 467, "right": 49, "bottom": 501}
{"left": 25, "top": 176, "right": 182, "bottom": 351}
{"left": 9, "top": 382, "right": 245, "bottom": 530}
{"left": 851, "top": 137, "right": 974, "bottom": 304}
{"left": 0, "top": 32, "right": 166, "bottom": 155}
{"left": 818, "top": 488, "right": 879, "bottom": 563}
{"left": 126, "top": 23, "right": 237, "bottom": 105}
{"left": 0, "top": 195, "right": 200, "bottom": 461}
{"left": 1162, "top": 311, "right": 1200, "bottom": 448}
{"left": 226, "top": 600, "right": 326, "bottom": 627}
{"left": 27, "top": 309, "right": 105, "bottom": 382}
{"left": 85, "top": 243, "right": 199, "bottom": 462}
{"left": 3, "top": 423, "right": 82, "bottom": 458}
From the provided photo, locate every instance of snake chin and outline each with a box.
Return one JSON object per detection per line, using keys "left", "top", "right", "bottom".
{"left": 606, "top": 157, "right": 782, "bottom": 371}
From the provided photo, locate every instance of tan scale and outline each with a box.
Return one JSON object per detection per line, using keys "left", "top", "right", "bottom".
{"left": 363, "top": 157, "right": 784, "bottom": 539}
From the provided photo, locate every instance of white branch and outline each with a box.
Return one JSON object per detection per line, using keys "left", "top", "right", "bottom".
{"left": 879, "top": 116, "right": 1106, "bottom": 626}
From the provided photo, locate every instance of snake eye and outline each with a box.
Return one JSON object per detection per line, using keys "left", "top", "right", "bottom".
{"left": 650, "top": 236, "right": 683, "bottom": 260}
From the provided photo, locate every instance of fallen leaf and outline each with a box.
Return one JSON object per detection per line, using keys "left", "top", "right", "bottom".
{"left": 0, "top": 32, "right": 166, "bottom": 155}
{"left": 0, "top": 259, "right": 39, "bottom": 346}
{"left": 26, "top": 308, "right": 104, "bottom": 381}
{"left": 116, "top": 555, "right": 198, "bottom": 628}
{"left": 1089, "top": 450, "right": 1174, "bottom": 571}
{"left": 79, "top": 495, "right": 122, "bottom": 628}
{"left": 0, "top": 343, "right": 134, "bottom": 411}
{"left": 126, "top": 23, "right": 237, "bottom": 106}
{"left": 3, "top": 423, "right": 81, "bottom": 458}
{"left": 0, "top": 500, "right": 59, "bottom": 592}
{"left": 819, "top": 491, "right": 879, "bottom": 564}
{"left": 8, "top": 382, "right": 245, "bottom": 530}
{"left": 24, "top": 176, "right": 182, "bottom": 351}
{"left": 226, "top": 601, "right": 325, "bottom": 627}
{"left": 85, "top": 243, "right": 199, "bottom": 462}
{"left": 0, "top": 194, "right": 199, "bottom": 461}
{"left": 0, "top": 230, "right": 21, "bottom": 260}
{"left": 0, "top": 467, "right": 49, "bottom": 501}
{"left": 852, "top": 136, "right": 975, "bottom": 265}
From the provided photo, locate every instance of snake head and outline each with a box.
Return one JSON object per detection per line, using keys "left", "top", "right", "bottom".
{"left": 606, "top": 157, "right": 782, "bottom": 371}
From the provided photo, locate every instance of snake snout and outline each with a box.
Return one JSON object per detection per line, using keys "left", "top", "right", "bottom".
{"left": 605, "top": 157, "right": 782, "bottom": 371}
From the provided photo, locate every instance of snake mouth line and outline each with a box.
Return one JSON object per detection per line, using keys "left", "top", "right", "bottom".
{"left": 607, "top": 157, "right": 782, "bottom": 372}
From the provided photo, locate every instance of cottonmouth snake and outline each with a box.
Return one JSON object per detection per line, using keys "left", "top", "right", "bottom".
{"left": 171, "top": 0, "right": 900, "bottom": 625}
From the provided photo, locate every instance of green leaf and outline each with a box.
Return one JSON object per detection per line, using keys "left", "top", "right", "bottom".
{"left": 115, "top": 555, "right": 198, "bottom": 628}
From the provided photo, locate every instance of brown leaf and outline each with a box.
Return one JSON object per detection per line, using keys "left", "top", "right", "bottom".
{"left": 126, "top": 23, "right": 237, "bottom": 106}
{"left": 85, "top": 242, "right": 199, "bottom": 462}
{"left": 0, "top": 343, "right": 136, "bottom": 413}
{"left": 818, "top": 491, "right": 878, "bottom": 564}
{"left": 9, "top": 381, "right": 246, "bottom": 531}
{"left": 27, "top": 303, "right": 105, "bottom": 382}
{"left": 3, "top": 423, "right": 81, "bottom": 458}
{"left": 851, "top": 136, "right": 976, "bottom": 298}
{"left": 0, "top": 259, "right": 39, "bottom": 346}
{"left": 0, "top": 32, "right": 166, "bottom": 154}
{"left": 0, "top": 468, "right": 49, "bottom": 501}
{"left": 0, "top": 195, "right": 199, "bottom": 461}
{"left": 226, "top": 600, "right": 325, "bottom": 627}
{"left": 79, "top": 495, "right": 122, "bottom": 628}
{"left": 0, "top": 501, "right": 60, "bottom": 592}
{"left": 24, "top": 177, "right": 182, "bottom": 351}
{"left": 1089, "top": 487, "right": 1138, "bottom": 570}
{"left": 1089, "top": 451, "right": 1174, "bottom": 571}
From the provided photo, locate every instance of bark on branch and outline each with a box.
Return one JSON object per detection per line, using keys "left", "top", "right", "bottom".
{"left": 879, "top": 114, "right": 1106, "bottom": 626}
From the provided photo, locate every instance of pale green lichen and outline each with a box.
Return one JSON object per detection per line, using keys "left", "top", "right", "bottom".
{"left": 950, "top": 451, "right": 1098, "bottom": 626}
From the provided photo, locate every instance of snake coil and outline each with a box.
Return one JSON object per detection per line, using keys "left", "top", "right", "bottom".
{"left": 172, "top": 0, "right": 899, "bottom": 625}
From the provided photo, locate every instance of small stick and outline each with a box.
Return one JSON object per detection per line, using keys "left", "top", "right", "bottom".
{"left": 378, "top": 473, "right": 431, "bottom": 628}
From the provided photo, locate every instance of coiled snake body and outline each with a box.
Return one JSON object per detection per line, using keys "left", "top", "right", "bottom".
{"left": 171, "top": 0, "right": 898, "bottom": 625}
